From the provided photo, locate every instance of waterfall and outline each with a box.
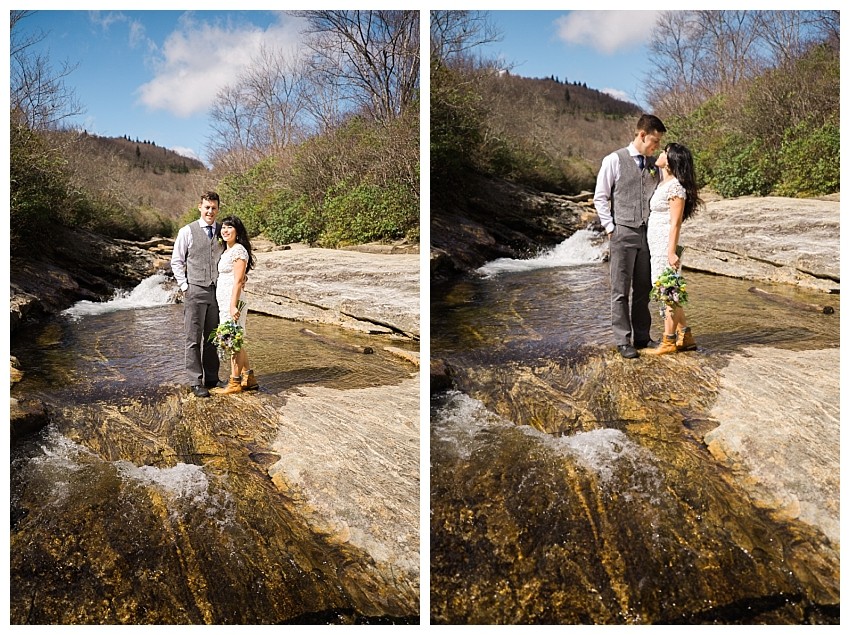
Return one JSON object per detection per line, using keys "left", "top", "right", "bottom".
{"left": 62, "top": 274, "right": 177, "bottom": 319}
{"left": 476, "top": 228, "right": 606, "bottom": 277}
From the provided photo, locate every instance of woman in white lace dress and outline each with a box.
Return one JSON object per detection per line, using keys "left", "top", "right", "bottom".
{"left": 646, "top": 142, "right": 702, "bottom": 355}
{"left": 213, "top": 215, "right": 258, "bottom": 394}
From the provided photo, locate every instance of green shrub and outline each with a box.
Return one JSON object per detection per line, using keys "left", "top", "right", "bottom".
{"left": 663, "top": 43, "right": 838, "bottom": 199}
{"left": 10, "top": 122, "right": 69, "bottom": 245}
{"left": 262, "top": 191, "right": 322, "bottom": 245}
{"left": 320, "top": 180, "right": 418, "bottom": 247}
{"left": 709, "top": 136, "right": 775, "bottom": 197}
{"left": 430, "top": 61, "right": 485, "bottom": 183}
{"left": 217, "top": 157, "right": 281, "bottom": 236}
{"left": 775, "top": 118, "right": 839, "bottom": 196}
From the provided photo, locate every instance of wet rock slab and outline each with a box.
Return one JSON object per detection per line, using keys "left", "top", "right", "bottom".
{"left": 10, "top": 241, "right": 421, "bottom": 622}
{"left": 705, "top": 346, "right": 839, "bottom": 543}
{"left": 433, "top": 342, "right": 839, "bottom": 623}
{"left": 430, "top": 268, "right": 839, "bottom": 623}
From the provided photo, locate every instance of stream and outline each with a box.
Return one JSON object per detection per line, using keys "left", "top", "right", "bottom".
{"left": 430, "top": 230, "right": 839, "bottom": 624}
{"left": 10, "top": 275, "right": 419, "bottom": 625}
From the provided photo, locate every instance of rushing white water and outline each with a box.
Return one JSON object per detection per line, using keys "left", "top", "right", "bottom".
{"left": 115, "top": 460, "right": 211, "bottom": 502}
{"left": 62, "top": 274, "right": 176, "bottom": 318}
{"left": 433, "top": 391, "right": 665, "bottom": 505}
{"left": 476, "top": 228, "right": 606, "bottom": 278}
{"left": 431, "top": 392, "right": 660, "bottom": 491}
{"left": 431, "top": 391, "right": 514, "bottom": 460}
{"left": 23, "top": 427, "right": 233, "bottom": 526}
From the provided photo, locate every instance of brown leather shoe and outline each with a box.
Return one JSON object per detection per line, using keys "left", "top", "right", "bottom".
{"left": 676, "top": 327, "right": 697, "bottom": 351}
{"left": 241, "top": 370, "right": 259, "bottom": 391}
{"left": 650, "top": 334, "right": 678, "bottom": 355}
{"left": 212, "top": 376, "right": 242, "bottom": 395}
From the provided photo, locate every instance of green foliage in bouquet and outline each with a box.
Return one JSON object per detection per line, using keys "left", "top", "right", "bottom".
{"left": 209, "top": 320, "right": 244, "bottom": 359}
{"left": 651, "top": 266, "right": 689, "bottom": 313}
{"left": 208, "top": 301, "right": 247, "bottom": 358}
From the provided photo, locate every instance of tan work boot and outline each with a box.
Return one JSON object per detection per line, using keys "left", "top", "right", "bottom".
{"left": 212, "top": 376, "right": 243, "bottom": 395}
{"left": 241, "top": 369, "right": 259, "bottom": 391}
{"left": 676, "top": 327, "right": 697, "bottom": 351}
{"left": 650, "top": 333, "right": 678, "bottom": 355}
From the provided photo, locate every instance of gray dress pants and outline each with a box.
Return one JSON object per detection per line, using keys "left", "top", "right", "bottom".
{"left": 609, "top": 224, "right": 652, "bottom": 346}
{"left": 184, "top": 283, "right": 220, "bottom": 386}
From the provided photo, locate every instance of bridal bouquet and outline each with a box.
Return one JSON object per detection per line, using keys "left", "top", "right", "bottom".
{"left": 209, "top": 320, "right": 244, "bottom": 358}
{"left": 208, "top": 300, "right": 246, "bottom": 358}
{"left": 651, "top": 266, "right": 689, "bottom": 312}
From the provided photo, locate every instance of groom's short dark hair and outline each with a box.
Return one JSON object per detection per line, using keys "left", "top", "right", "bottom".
{"left": 200, "top": 190, "right": 220, "bottom": 204}
{"left": 636, "top": 114, "right": 666, "bottom": 135}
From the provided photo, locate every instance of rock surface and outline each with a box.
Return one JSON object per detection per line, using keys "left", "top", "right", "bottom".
{"left": 431, "top": 172, "right": 590, "bottom": 280}
{"left": 430, "top": 181, "right": 840, "bottom": 623}
{"left": 268, "top": 376, "right": 420, "bottom": 613}
{"left": 245, "top": 246, "right": 420, "bottom": 339}
{"left": 705, "top": 346, "right": 839, "bottom": 543}
{"left": 10, "top": 226, "right": 162, "bottom": 333}
{"left": 10, "top": 239, "right": 422, "bottom": 622}
{"left": 431, "top": 174, "right": 840, "bottom": 296}
{"left": 432, "top": 321, "right": 840, "bottom": 622}
{"left": 681, "top": 196, "right": 839, "bottom": 293}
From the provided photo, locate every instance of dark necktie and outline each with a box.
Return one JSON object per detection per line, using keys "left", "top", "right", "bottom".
{"left": 637, "top": 155, "right": 645, "bottom": 170}
{"left": 205, "top": 225, "right": 213, "bottom": 240}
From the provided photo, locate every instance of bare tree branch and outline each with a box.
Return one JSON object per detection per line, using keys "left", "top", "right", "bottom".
{"left": 293, "top": 10, "right": 419, "bottom": 122}
{"left": 430, "top": 10, "right": 502, "bottom": 65}
{"left": 10, "top": 10, "right": 84, "bottom": 131}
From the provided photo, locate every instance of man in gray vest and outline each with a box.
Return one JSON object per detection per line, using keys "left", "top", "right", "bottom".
{"left": 594, "top": 114, "right": 666, "bottom": 358}
{"left": 171, "top": 191, "right": 226, "bottom": 397}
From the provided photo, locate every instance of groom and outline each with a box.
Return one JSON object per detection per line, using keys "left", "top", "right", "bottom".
{"left": 594, "top": 114, "right": 666, "bottom": 359}
{"left": 171, "top": 191, "right": 226, "bottom": 397}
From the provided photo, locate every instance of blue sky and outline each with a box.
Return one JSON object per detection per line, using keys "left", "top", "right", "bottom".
{"left": 476, "top": 11, "right": 663, "bottom": 109}
{"left": 11, "top": 8, "right": 666, "bottom": 169}
{"left": 12, "top": 9, "right": 305, "bottom": 165}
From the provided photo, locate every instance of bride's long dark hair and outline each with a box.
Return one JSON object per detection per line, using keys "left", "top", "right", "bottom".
{"left": 219, "top": 215, "right": 256, "bottom": 272}
{"left": 664, "top": 142, "right": 703, "bottom": 221}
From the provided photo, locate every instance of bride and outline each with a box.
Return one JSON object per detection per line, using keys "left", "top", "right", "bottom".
{"left": 646, "top": 142, "right": 703, "bottom": 355}
{"left": 212, "top": 215, "right": 259, "bottom": 394}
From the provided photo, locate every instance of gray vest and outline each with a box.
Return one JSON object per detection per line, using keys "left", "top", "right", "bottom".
{"left": 186, "top": 222, "right": 224, "bottom": 287}
{"left": 611, "top": 147, "right": 657, "bottom": 228}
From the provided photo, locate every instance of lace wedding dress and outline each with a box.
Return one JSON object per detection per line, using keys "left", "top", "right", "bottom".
{"left": 647, "top": 177, "right": 687, "bottom": 284}
{"left": 216, "top": 244, "right": 249, "bottom": 329}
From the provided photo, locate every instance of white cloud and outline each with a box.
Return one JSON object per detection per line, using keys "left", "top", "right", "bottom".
{"left": 555, "top": 11, "right": 662, "bottom": 55}
{"left": 128, "top": 20, "right": 154, "bottom": 51}
{"left": 170, "top": 146, "right": 201, "bottom": 161}
{"left": 89, "top": 11, "right": 126, "bottom": 32}
{"left": 136, "top": 13, "right": 304, "bottom": 118}
{"left": 89, "top": 12, "right": 156, "bottom": 53}
{"left": 601, "top": 87, "right": 629, "bottom": 102}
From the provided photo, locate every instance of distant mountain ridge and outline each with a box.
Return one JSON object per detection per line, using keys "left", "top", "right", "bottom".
{"left": 77, "top": 132, "right": 207, "bottom": 174}
{"left": 56, "top": 129, "right": 212, "bottom": 228}
{"left": 506, "top": 73, "right": 641, "bottom": 116}
{"left": 475, "top": 71, "right": 643, "bottom": 193}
